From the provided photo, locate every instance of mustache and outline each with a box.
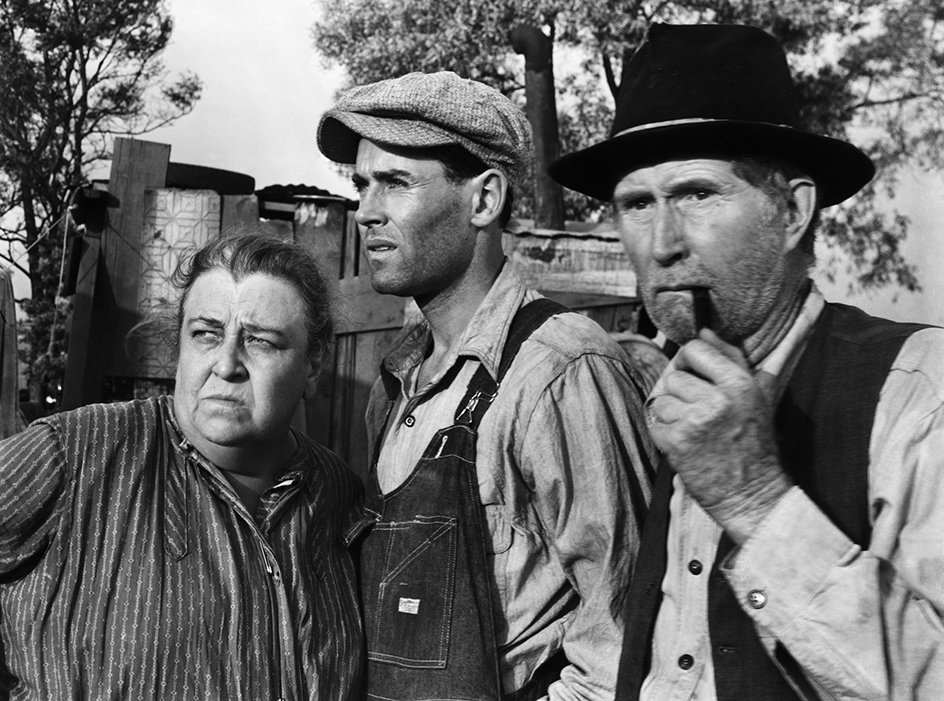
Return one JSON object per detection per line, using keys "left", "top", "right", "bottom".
{"left": 645, "top": 270, "right": 717, "bottom": 292}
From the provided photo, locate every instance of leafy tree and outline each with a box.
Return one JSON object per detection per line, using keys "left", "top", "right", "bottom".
{"left": 0, "top": 0, "right": 201, "bottom": 412}
{"left": 313, "top": 0, "right": 944, "bottom": 293}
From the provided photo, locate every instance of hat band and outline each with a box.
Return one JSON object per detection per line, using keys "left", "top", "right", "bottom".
{"left": 612, "top": 117, "right": 796, "bottom": 138}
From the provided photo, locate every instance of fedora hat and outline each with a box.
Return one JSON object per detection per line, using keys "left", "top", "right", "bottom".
{"left": 548, "top": 23, "right": 875, "bottom": 206}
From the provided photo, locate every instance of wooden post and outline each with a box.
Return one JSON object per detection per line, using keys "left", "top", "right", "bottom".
{"left": 61, "top": 138, "right": 170, "bottom": 408}
{"left": 60, "top": 187, "right": 110, "bottom": 410}
{"left": 100, "top": 139, "right": 171, "bottom": 379}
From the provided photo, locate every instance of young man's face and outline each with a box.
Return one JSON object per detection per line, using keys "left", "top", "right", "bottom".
{"left": 352, "top": 140, "right": 479, "bottom": 306}
{"left": 614, "top": 157, "right": 793, "bottom": 345}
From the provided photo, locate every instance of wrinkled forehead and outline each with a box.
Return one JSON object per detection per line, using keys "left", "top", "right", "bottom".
{"left": 180, "top": 267, "right": 307, "bottom": 318}
{"left": 354, "top": 139, "right": 451, "bottom": 175}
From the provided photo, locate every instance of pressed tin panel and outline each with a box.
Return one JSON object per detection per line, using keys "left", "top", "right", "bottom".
{"left": 130, "top": 189, "right": 221, "bottom": 379}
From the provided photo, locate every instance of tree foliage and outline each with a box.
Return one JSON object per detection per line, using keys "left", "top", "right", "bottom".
{"left": 0, "top": 0, "right": 201, "bottom": 411}
{"left": 313, "top": 0, "right": 944, "bottom": 293}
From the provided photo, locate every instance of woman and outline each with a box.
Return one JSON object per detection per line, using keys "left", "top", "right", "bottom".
{"left": 0, "top": 232, "right": 363, "bottom": 700}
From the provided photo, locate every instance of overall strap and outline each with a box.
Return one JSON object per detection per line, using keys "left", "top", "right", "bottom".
{"left": 455, "top": 298, "right": 568, "bottom": 432}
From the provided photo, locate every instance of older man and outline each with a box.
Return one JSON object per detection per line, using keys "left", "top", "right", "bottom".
{"left": 551, "top": 23, "right": 944, "bottom": 701}
{"left": 317, "top": 72, "right": 656, "bottom": 700}
{"left": 0, "top": 232, "right": 363, "bottom": 699}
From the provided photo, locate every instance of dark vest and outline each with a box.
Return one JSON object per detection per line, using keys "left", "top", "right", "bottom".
{"left": 616, "top": 302, "right": 929, "bottom": 700}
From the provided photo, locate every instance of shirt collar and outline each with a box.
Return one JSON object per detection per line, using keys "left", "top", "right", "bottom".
{"left": 162, "top": 395, "right": 308, "bottom": 487}
{"left": 380, "top": 259, "right": 530, "bottom": 392}
{"left": 756, "top": 282, "right": 824, "bottom": 382}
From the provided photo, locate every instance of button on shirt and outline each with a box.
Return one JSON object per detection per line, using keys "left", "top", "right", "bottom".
{"left": 0, "top": 397, "right": 364, "bottom": 700}
{"left": 642, "top": 287, "right": 944, "bottom": 700}
{"left": 365, "top": 263, "right": 657, "bottom": 700}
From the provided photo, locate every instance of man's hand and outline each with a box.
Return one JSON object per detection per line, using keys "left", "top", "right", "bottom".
{"left": 648, "top": 329, "right": 793, "bottom": 544}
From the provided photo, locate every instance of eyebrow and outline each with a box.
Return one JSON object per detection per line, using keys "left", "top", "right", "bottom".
{"left": 613, "top": 187, "right": 652, "bottom": 207}
{"left": 241, "top": 322, "right": 288, "bottom": 338}
{"left": 185, "top": 315, "right": 223, "bottom": 327}
{"left": 186, "top": 316, "right": 288, "bottom": 338}
{"left": 352, "top": 168, "right": 415, "bottom": 186}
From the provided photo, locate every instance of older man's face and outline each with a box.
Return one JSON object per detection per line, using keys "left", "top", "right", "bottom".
{"left": 614, "top": 158, "right": 792, "bottom": 345}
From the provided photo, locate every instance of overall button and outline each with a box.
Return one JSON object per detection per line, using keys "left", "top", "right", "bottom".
{"left": 688, "top": 559, "right": 703, "bottom": 575}
{"left": 747, "top": 589, "right": 768, "bottom": 609}
{"left": 403, "top": 415, "right": 416, "bottom": 427}
{"left": 678, "top": 654, "right": 694, "bottom": 670}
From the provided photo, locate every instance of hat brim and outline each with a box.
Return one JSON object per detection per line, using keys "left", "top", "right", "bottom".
{"left": 548, "top": 120, "right": 875, "bottom": 207}
{"left": 317, "top": 111, "right": 461, "bottom": 165}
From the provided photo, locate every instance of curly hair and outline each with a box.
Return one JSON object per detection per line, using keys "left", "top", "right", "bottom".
{"left": 138, "top": 227, "right": 336, "bottom": 373}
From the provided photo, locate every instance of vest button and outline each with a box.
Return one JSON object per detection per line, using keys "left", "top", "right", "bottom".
{"left": 678, "top": 654, "right": 694, "bottom": 670}
{"left": 404, "top": 415, "right": 416, "bottom": 427}
{"left": 688, "top": 559, "right": 703, "bottom": 575}
{"left": 747, "top": 589, "right": 768, "bottom": 609}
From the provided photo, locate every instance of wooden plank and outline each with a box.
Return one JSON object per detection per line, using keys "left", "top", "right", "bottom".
{"left": 101, "top": 138, "right": 171, "bottom": 379}
{"left": 221, "top": 194, "right": 260, "bottom": 231}
{"left": 542, "top": 291, "right": 636, "bottom": 310}
{"left": 294, "top": 201, "right": 345, "bottom": 280}
{"left": 304, "top": 344, "right": 337, "bottom": 447}
{"left": 336, "top": 275, "right": 406, "bottom": 334}
{"left": 330, "top": 333, "right": 358, "bottom": 463}
{"left": 345, "top": 328, "right": 398, "bottom": 480}
{"left": 324, "top": 325, "right": 400, "bottom": 480}
{"left": 502, "top": 229, "right": 638, "bottom": 299}
{"left": 342, "top": 212, "right": 361, "bottom": 279}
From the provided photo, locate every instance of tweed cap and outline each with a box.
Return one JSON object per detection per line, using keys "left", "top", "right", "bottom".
{"left": 317, "top": 71, "right": 533, "bottom": 187}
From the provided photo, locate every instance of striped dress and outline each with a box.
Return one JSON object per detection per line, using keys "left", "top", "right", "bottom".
{"left": 0, "top": 396, "right": 363, "bottom": 700}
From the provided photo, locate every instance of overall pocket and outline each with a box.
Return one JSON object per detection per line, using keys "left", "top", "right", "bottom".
{"left": 364, "top": 515, "right": 458, "bottom": 668}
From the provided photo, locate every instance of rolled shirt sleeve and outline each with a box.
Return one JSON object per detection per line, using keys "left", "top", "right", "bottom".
{"left": 723, "top": 329, "right": 944, "bottom": 700}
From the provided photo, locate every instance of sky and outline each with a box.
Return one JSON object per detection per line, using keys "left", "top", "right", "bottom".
{"left": 141, "top": 0, "right": 353, "bottom": 197}
{"left": 9, "top": 0, "right": 944, "bottom": 325}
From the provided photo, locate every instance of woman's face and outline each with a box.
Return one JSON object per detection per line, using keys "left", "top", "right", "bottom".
{"left": 173, "top": 268, "right": 315, "bottom": 463}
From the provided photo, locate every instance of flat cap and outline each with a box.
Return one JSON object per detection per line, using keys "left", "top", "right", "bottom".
{"left": 317, "top": 71, "right": 533, "bottom": 187}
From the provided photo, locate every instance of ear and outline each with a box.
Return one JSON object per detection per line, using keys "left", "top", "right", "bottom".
{"left": 302, "top": 361, "right": 321, "bottom": 400}
{"left": 469, "top": 169, "right": 508, "bottom": 228}
{"left": 783, "top": 176, "right": 817, "bottom": 252}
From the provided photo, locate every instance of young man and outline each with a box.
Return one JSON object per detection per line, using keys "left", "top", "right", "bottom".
{"left": 551, "top": 23, "right": 944, "bottom": 701}
{"left": 317, "top": 71, "right": 656, "bottom": 700}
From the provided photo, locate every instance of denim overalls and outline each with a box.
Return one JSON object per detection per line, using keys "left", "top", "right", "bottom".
{"left": 357, "top": 299, "right": 566, "bottom": 701}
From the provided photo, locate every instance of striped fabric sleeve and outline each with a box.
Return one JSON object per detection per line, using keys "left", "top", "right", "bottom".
{"left": 0, "top": 421, "right": 67, "bottom": 582}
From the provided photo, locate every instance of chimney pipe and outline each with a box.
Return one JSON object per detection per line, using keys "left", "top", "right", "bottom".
{"left": 511, "top": 24, "right": 565, "bottom": 230}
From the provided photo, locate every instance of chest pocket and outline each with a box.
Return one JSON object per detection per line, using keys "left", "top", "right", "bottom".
{"left": 364, "top": 515, "right": 458, "bottom": 668}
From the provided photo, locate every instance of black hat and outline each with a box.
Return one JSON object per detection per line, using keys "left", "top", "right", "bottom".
{"left": 548, "top": 23, "right": 875, "bottom": 206}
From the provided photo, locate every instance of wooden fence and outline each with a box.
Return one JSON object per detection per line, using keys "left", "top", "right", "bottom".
{"left": 60, "top": 137, "right": 641, "bottom": 480}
